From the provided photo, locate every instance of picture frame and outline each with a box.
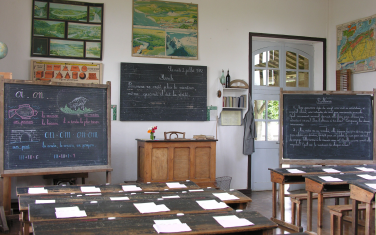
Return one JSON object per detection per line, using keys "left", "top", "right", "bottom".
{"left": 31, "top": 0, "right": 104, "bottom": 60}
{"left": 132, "top": 0, "right": 198, "bottom": 60}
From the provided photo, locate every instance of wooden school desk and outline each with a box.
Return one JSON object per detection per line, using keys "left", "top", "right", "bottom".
{"left": 268, "top": 164, "right": 376, "bottom": 231}
{"left": 32, "top": 210, "right": 277, "bottom": 235}
{"left": 350, "top": 180, "right": 376, "bottom": 235}
{"left": 304, "top": 172, "right": 376, "bottom": 235}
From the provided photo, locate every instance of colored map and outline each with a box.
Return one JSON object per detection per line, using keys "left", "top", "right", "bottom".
{"left": 337, "top": 15, "right": 376, "bottom": 73}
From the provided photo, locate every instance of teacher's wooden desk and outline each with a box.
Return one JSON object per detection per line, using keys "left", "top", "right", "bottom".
{"left": 32, "top": 210, "right": 277, "bottom": 235}
{"left": 350, "top": 180, "right": 376, "bottom": 235}
{"left": 268, "top": 164, "right": 376, "bottom": 231}
{"left": 304, "top": 172, "right": 376, "bottom": 235}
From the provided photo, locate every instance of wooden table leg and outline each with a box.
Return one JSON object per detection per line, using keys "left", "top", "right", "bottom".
{"left": 307, "top": 191, "right": 313, "bottom": 231}
{"left": 2, "top": 177, "right": 11, "bottom": 215}
{"left": 364, "top": 202, "right": 371, "bottom": 235}
{"left": 272, "top": 182, "right": 277, "bottom": 219}
{"left": 352, "top": 199, "right": 359, "bottom": 235}
{"left": 279, "top": 183, "right": 285, "bottom": 221}
{"left": 317, "top": 192, "right": 324, "bottom": 235}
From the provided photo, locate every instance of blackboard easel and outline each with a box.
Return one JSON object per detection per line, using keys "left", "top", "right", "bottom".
{"left": 0, "top": 79, "right": 113, "bottom": 215}
{"left": 280, "top": 88, "right": 376, "bottom": 166}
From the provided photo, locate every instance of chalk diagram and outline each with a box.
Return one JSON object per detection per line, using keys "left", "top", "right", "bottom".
{"left": 57, "top": 89, "right": 99, "bottom": 115}
{"left": 10, "top": 130, "right": 40, "bottom": 144}
{"left": 9, "top": 104, "right": 38, "bottom": 119}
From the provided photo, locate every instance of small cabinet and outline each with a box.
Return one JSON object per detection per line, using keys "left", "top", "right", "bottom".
{"left": 217, "top": 80, "right": 249, "bottom": 118}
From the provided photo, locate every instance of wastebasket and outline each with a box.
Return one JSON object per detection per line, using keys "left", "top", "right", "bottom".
{"left": 215, "top": 176, "right": 232, "bottom": 190}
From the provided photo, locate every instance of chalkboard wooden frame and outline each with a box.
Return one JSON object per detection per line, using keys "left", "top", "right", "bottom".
{"left": 279, "top": 88, "right": 376, "bottom": 166}
{"left": 0, "top": 79, "right": 112, "bottom": 176}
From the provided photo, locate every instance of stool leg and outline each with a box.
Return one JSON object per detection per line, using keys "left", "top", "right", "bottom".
{"left": 297, "top": 200, "right": 302, "bottom": 227}
{"left": 291, "top": 198, "right": 296, "bottom": 225}
{"left": 338, "top": 213, "right": 343, "bottom": 235}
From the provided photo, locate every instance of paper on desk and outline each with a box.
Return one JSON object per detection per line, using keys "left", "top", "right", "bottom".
{"left": 357, "top": 174, "right": 376, "bottom": 180}
{"left": 122, "top": 185, "right": 142, "bottom": 192}
{"left": 153, "top": 223, "right": 191, "bottom": 233}
{"left": 365, "top": 183, "right": 376, "bottom": 190}
{"left": 55, "top": 206, "right": 87, "bottom": 219}
{"left": 162, "top": 195, "right": 180, "bottom": 199}
{"left": 189, "top": 189, "right": 204, "bottom": 192}
{"left": 28, "top": 187, "right": 48, "bottom": 194}
{"left": 133, "top": 202, "right": 170, "bottom": 213}
{"left": 213, "top": 215, "right": 254, "bottom": 228}
{"left": 355, "top": 167, "right": 376, "bottom": 172}
{"left": 286, "top": 169, "right": 306, "bottom": 174}
{"left": 196, "top": 200, "right": 229, "bottom": 210}
{"left": 110, "top": 197, "right": 130, "bottom": 201}
{"left": 35, "top": 200, "right": 55, "bottom": 204}
{"left": 166, "top": 182, "right": 187, "bottom": 189}
{"left": 318, "top": 176, "right": 343, "bottom": 182}
{"left": 81, "top": 186, "right": 101, "bottom": 193}
{"left": 154, "top": 219, "right": 182, "bottom": 225}
{"left": 212, "top": 193, "right": 239, "bottom": 200}
{"left": 322, "top": 168, "right": 341, "bottom": 173}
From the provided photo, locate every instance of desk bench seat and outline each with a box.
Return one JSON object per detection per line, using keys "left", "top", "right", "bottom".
{"left": 286, "top": 191, "right": 350, "bottom": 228}
{"left": 328, "top": 204, "right": 375, "bottom": 235}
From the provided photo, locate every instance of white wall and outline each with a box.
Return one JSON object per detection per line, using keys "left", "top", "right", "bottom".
{"left": 0, "top": 0, "right": 331, "bottom": 197}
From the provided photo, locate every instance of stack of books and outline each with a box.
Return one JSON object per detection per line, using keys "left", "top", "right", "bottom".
{"left": 223, "top": 95, "right": 247, "bottom": 108}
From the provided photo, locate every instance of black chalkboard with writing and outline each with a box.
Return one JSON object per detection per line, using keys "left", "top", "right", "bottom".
{"left": 3, "top": 82, "right": 108, "bottom": 170}
{"left": 283, "top": 94, "right": 373, "bottom": 160}
{"left": 120, "top": 63, "right": 207, "bottom": 121}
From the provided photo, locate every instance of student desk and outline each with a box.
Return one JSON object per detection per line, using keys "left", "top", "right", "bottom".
{"left": 304, "top": 172, "right": 376, "bottom": 235}
{"left": 32, "top": 210, "right": 277, "bottom": 235}
{"left": 349, "top": 180, "right": 376, "bottom": 235}
{"left": 268, "top": 164, "right": 376, "bottom": 231}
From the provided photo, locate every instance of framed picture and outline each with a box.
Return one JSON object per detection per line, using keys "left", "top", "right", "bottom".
{"left": 31, "top": 0, "right": 104, "bottom": 60}
{"left": 132, "top": 0, "right": 198, "bottom": 60}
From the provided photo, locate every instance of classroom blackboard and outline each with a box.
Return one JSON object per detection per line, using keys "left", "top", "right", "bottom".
{"left": 2, "top": 81, "right": 110, "bottom": 171}
{"left": 283, "top": 94, "right": 373, "bottom": 160}
{"left": 120, "top": 63, "right": 207, "bottom": 121}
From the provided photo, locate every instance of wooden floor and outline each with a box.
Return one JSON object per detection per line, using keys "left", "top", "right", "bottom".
{"left": 0, "top": 190, "right": 374, "bottom": 234}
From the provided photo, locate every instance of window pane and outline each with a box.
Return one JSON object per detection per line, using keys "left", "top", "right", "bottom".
{"left": 255, "top": 121, "right": 265, "bottom": 141}
{"left": 254, "top": 52, "right": 267, "bottom": 67}
{"left": 286, "top": 51, "right": 297, "bottom": 69}
{"left": 299, "top": 55, "right": 309, "bottom": 70}
{"left": 298, "top": 72, "right": 309, "bottom": 87}
{"left": 267, "top": 122, "right": 279, "bottom": 141}
{"left": 268, "top": 50, "right": 279, "bottom": 68}
{"left": 254, "top": 100, "right": 266, "bottom": 119}
{"left": 286, "top": 71, "right": 296, "bottom": 87}
{"left": 267, "top": 100, "right": 279, "bottom": 120}
{"left": 268, "top": 70, "right": 280, "bottom": 87}
{"left": 254, "top": 69, "right": 266, "bottom": 86}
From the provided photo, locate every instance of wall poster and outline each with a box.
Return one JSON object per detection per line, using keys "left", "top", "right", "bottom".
{"left": 336, "top": 14, "right": 376, "bottom": 73}
{"left": 31, "top": 0, "right": 104, "bottom": 60}
{"left": 31, "top": 60, "right": 102, "bottom": 84}
{"left": 132, "top": 0, "right": 198, "bottom": 60}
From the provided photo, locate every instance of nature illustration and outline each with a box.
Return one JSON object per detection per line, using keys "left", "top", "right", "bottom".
{"left": 90, "top": 6, "right": 102, "bottom": 23}
{"left": 50, "top": 39, "right": 84, "bottom": 57}
{"left": 32, "top": 38, "right": 48, "bottom": 55}
{"left": 33, "top": 20, "right": 65, "bottom": 38}
{"left": 86, "top": 42, "right": 101, "bottom": 58}
{"left": 49, "top": 3, "right": 87, "bottom": 22}
{"left": 34, "top": 1, "right": 47, "bottom": 18}
{"left": 68, "top": 23, "right": 101, "bottom": 40}
{"left": 132, "top": 0, "right": 198, "bottom": 59}
{"left": 60, "top": 96, "right": 93, "bottom": 115}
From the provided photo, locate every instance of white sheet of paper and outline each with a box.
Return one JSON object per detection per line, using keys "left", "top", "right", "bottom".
{"left": 110, "top": 197, "right": 130, "bottom": 201}
{"left": 122, "top": 185, "right": 142, "bottom": 192}
{"left": 55, "top": 206, "right": 80, "bottom": 213}
{"left": 189, "top": 189, "right": 204, "bottom": 192}
{"left": 355, "top": 167, "right": 376, "bottom": 172}
{"left": 80, "top": 186, "right": 101, "bottom": 193}
{"left": 286, "top": 169, "right": 306, "bottom": 174}
{"left": 196, "top": 200, "right": 229, "bottom": 210}
{"left": 153, "top": 223, "right": 191, "bottom": 233}
{"left": 318, "top": 176, "right": 343, "bottom": 182}
{"left": 55, "top": 210, "right": 87, "bottom": 219}
{"left": 357, "top": 174, "right": 376, "bottom": 180}
{"left": 154, "top": 219, "right": 182, "bottom": 225}
{"left": 28, "top": 187, "right": 48, "bottom": 194}
{"left": 365, "top": 183, "right": 376, "bottom": 189}
{"left": 166, "top": 182, "right": 187, "bottom": 189}
{"left": 162, "top": 195, "right": 180, "bottom": 199}
{"left": 85, "top": 193, "right": 102, "bottom": 196}
{"left": 322, "top": 168, "right": 341, "bottom": 173}
{"left": 133, "top": 202, "right": 170, "bottom": 214}
{"left": 212, "top": 193, "right": 239, "bottom": 200}
{"left": 213, "top": 215, "right": 254, "bottom": 228}
{"left": 35, "top": 200, "right": 55, "bottom": 204}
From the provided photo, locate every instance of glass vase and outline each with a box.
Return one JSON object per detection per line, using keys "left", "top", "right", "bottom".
{"left": 150, "top": 132, "right": 154, "bottom": 140}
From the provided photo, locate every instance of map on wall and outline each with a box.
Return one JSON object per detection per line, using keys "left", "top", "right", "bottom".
{"left": 336, "top": 14, "right": 376, "bottom": 73}
{"left": 132, "top": 0, "right": 198, "bottom": 60}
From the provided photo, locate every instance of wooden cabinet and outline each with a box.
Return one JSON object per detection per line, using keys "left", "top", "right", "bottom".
{"left": 136, "top": 139, "right": 217, "bottom": 187}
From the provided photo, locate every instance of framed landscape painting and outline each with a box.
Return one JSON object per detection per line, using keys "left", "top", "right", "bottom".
{"left": 31, "top": 0, "right": 104, "bottom": 60}
{"left": 132, "top": 0, "right": 198, "bottom": 60}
